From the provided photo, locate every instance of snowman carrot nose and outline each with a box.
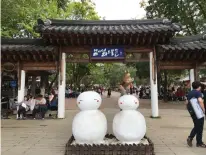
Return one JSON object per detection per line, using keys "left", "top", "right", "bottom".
{"left": 134, "top": 101, "right": 137, "bottom": 104}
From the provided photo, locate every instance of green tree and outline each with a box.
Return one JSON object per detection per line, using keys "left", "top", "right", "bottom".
{"left": 1, "top": 0, "right": 99, "bottom": 38}
{"left": 1, "top": 0, "right": 70, "bottom": 38}
{"left": 140, "top": 0, "right": 206, "bottom": 100}
{"left": 66, "top": 63, "right": 92, "bottom": 90}
{"left": 64, "top": 0, "right": 100, "bottom": 89}
{"left": 141, "top": 0, "right": 206, "bottom": 35}
{"left": 68, "top": 0, "right": 100, "bottom": 20}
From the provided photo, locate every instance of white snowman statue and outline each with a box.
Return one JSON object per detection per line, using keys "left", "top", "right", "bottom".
{"left": 113, "top": 95, "right": 146, "bottom": 144}
{"left": 72, "top": 91, "right": 107, "bottom": 144}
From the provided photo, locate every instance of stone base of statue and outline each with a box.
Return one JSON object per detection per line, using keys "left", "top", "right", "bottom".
{"left": 65, "top": 134, "right": 155, "bottom": 155}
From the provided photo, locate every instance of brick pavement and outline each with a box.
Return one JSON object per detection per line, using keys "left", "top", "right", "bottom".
{"left": 1, "top": 92, "right": 206, "bottom": 155}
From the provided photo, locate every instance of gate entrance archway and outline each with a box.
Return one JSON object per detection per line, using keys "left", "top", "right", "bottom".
{"left": 34, "top": 18, "right": 181, "bottom": 118}
{"left": 4, "top": 19, "right": 205, "bottom": 119}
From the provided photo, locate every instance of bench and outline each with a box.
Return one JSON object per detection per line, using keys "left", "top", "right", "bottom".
{"left": 13, "top": 110, "right": 57, "bottom": 119}
{"left": 13, "top": 110, "right": 32, "bottom": 115}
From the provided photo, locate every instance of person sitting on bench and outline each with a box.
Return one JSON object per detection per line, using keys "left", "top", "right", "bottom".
{"left": 48, "top": 93, "right": 58, "bottom": 111}
{"left": 17, "top": 95, "right": 34, "bottom": 119}
{"left": 33, "top": 94, "right": 47, "bottom": 120}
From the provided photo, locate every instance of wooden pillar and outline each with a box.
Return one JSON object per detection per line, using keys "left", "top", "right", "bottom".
{"left": 190, "top": 69, "right": 195, "bottom": 90}
{"left": 150, "top": 51, "right": 159, "bottom": 117}
{"left": 58, "top": 52, "right": 66, "bottom": 118}
{"left": 31, "top": 76, "right": 36, "bottom": 96}
{"left": 17, "top": 70, "right": 25, "bottom": 119}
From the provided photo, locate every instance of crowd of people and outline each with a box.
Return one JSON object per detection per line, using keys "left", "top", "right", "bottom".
{"left": 16, "top": 90, "right": 58, "bottom": 120}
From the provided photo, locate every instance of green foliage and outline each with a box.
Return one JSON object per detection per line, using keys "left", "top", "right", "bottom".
{"left": 161, "top": 70, "right": 188, "bottom": 86}
{"left": 1, "top": 0, "right": 66, "bottom": 38}
{"left": 66, "top": 63, "right": 92, "bottom": 89}
{"left": 140, "top": 0, "right": 206, "bottom": 93}
{"left": 68, "top": 0, "right": 100, "bottom": 20}
{"left": 142, "top": 0, "right": 206, "bottom": 35}
{"left": 88, "top": 63, "right": 136, "bottom": 88}
{"left": 135, "top": 62, "right": 150, "bottom": 79}
{"left": 1, "top": 0, "right": 99, "bottom": 38}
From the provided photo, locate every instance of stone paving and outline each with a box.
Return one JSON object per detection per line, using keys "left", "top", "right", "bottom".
{"left": 1, "top": 92, "right": 206, "bottom": 155}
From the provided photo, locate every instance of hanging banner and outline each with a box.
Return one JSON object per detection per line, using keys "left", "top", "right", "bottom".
{"left": 91, "top": 47, "right": 124, "bottom": 59}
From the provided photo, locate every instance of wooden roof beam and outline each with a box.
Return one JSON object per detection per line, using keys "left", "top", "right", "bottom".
{"left": 69, "top": 34, "right": 73, "bottom": 45}
{"left": 103, "top": 35, "right": 106, "bottom": 44}
{"left": 97, "top": 35, "right": 100, "bottom": 45}
{"left": 23, "top": 66, "right": 56, "bottom": 71}
{"left": 160, "top": 65, "right": 193, "bottom": 70}
{"left": 125, "top": 58, "right": 149, "bottom": 63}
{"left": 56, "top": 38, "right": 60, "bottom": 44}
{"left": 77, "top": 34, "right": 80, "bottom": 45}
{"left": 129, "top": 34, "right": 133, "bottom": 45}
{"left": 12, "top": 55, "right": 18, "bottom": 61}
{"left": 123, "top": 35, "right": 126, "bottom": 44}
{"left": 142, "top": 33, "right": 147, "bottom": 45}
{"left": 63, "top": 38, "right": 68, "bottom": 45}
{"left": 66, "top": 59, "right": 89, "bottom": 63}
{"left": 159, "top": 61, "right": 193, "bottom": 66}
{"left": 154, "top": 33, "right": 160, "bottom": 44}
{"left": 83, "top": 35, "right": 86, "bottom": 45}
{"left": 135, "top": 34, "right": 140, "bottom": 45}
{"left": 110, "top": 35, "right": 113, "bottom": 45}
{"left": 26, "top": 54, "right": 31, "bottom": 61}
{"left": 90, "top": 37, "right": 93, "bottom": 45}
{"left": 116, "top": 36, "right": 120, "bottom": 44}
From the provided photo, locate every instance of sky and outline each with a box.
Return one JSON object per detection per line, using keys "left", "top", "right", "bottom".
{"left": 93, "top": 0, "right": 146, "bottom": 20}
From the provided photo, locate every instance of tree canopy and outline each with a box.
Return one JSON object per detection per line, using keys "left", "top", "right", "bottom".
{"left": 1, "top": 0, "right": 99, "bottom": 38}
{"left": 141, "top": 0, "right": 206, "bottom": 35}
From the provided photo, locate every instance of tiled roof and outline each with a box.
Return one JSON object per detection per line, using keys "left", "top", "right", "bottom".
{"left": 1, "top": 39, "right": 55, "bottom": 52}
{"left": 158, "top": 33, "right": 206, "bottom": 51}
{"left": 1, "top": 45, "right": 55, "bottom": 52}
{"left": 35, "top": 18, "right": 181, "bottom": 35}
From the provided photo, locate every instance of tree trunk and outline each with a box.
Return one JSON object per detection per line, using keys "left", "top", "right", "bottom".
{"left": 48, "top": 73, "right": 58, "bottom": 93}
{"left": 163, "top": 70, "right": 168, "bottom": 102}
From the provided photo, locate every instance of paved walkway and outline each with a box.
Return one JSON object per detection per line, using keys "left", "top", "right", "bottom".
{"left": 1, "top": 92, "right": 206, "bottom": 155}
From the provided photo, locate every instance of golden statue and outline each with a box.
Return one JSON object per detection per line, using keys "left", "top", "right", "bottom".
{"left": 119, "top": 71, "right": 134, "bottom": 96}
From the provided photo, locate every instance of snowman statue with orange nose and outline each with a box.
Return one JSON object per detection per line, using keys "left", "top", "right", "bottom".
{"left": 113, "top": 95, "right": 146, "bottom": 144}
{"left": 72, "top": 91, "right": 107, "bottom": 144}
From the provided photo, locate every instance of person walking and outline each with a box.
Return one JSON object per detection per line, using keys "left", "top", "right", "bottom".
{"left": 186, "top": 81, "right": 206, "bottom": 148}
